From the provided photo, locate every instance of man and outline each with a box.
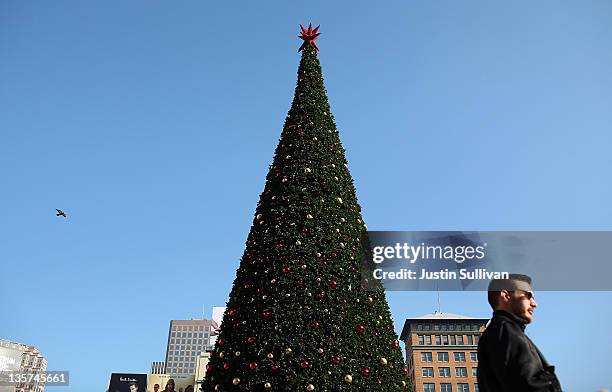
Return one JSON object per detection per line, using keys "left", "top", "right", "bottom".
{"left": 128, "top": 382, "right": 139, "bottom": 392}
{"left": 478, "top": 274, "right": 562, "bottom": 391}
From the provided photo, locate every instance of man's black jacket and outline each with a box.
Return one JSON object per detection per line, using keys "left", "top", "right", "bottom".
{"left": 477, "top": 310, "right": 562, "bottom": 392}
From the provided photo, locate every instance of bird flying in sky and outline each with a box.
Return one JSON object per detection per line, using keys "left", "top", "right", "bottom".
{"left": 55, "top": 209, "right": 67, "bottom": 218}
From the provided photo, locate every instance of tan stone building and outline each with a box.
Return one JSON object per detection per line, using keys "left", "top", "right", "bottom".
{"left": 0, "top": 339, "right": 48, "bottom": 392}
{"left": 400, "top": 312, "right": 488, "bottom": 392}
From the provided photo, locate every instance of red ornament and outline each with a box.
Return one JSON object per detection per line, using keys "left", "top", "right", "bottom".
{"left": 361, "top": 368, "right": 371, "bottom": 377}
{"left": 296, "top": 279, "right": 304, "bottom": 285}
{"left": 331, "top": 355, "right": 341, "bottom": 365}
{"left": 376, "top": 380, "right": 382, "bottom": 385}
{"left": 217, "top": 338, "right": 225, "bottom": 345}
{"left": 311, "top": 321, "right": 321, "bottom": 328}
{"left": 247, "top": 336, "right": 256, "bottom": 345}
{"left": 282, "top": 266, "right": 290, "bottom": 273}
{"left": 298, "top": 23, "right": 321, "bottom": 52}
{"left": 329, "top": 280, "right": 338, "bottom": 288}
{"left": 316, "top": 292, "right": 325, "bottom": 300}
{"left": 223, "top": 362, "right": 230, "bottom": 370}
{"left": 356, "top": 324, "right": 365, "bottom": 334}
{"left": 262, "top": 310, "right": 272, "bottom": 319}
{"left": 271, "top": 365, "right": 280, "bottom": 374}
{"left": 206, "top": 363, "right": 211, "bottom": 371}
{"left": 300, "top": 360, "right": 310, "bottom": 369}
{"left": 249, "top": 362, "right": 258, "bottom": 370}
{"left": 402, "top": 366, "right": 408, "bottom": 375}
{"left": 228, "top": 309, "right": 237, "bottom": 317}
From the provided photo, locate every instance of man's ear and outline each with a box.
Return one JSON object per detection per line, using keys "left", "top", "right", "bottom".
{"left": 500, "top": 290, "right": 511, "bottom": 303}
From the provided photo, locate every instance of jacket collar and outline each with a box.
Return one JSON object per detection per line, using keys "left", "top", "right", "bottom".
{"left": 492, "top": 309, "right": 527, "bottom": 331}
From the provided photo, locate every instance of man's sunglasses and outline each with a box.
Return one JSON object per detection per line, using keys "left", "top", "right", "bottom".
{"left": 508, "top": 290, "right": 534, "bottom": 300}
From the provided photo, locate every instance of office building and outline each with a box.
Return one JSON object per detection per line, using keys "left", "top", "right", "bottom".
{"left": 164, "top": 319, "right": 218, "bottom": 374}
{"left": 400, "top": 312, "right": 488, "bottom": 392}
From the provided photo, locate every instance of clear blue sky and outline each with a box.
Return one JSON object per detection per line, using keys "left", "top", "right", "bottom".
{"left": 1, "top": 1, "right": 611, "bottom": 391}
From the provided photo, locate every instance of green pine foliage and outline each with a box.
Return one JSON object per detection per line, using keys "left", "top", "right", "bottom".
{"left": 202, "top": 46, "right": 410, "bottom": 391}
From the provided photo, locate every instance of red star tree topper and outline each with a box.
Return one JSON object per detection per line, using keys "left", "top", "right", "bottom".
{"left": 298, "top": 23, "right": 321, "bottom": 52}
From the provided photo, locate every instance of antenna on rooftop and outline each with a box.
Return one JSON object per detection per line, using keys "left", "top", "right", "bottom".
{"left": 436, "top": 282, "right": 442, "bottom": 314}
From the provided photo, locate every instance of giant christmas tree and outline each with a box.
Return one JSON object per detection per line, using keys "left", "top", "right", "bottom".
{"left": 203, "top": 24, "right": 409, "bottom": 391}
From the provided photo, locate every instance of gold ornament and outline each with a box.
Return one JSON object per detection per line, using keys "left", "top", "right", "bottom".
{"left": 285, "top": 348, "right": 293, "bottom": 355}
{"left": 307, "top": 384, "right": 315, "bottom": 391}
{"left": 233, "top": 378, "right": 240, "bottom": 385}
{"left": 318, "top": 348, "right": 324, "bottom": 354}
{"left": 214, "top": 385, "right": 220, "bottom": 391}
{"left": 344, "top": 375, "right": 353, "bottom": 383}
{"left": 402, "top": 381, "right": 407, "bottom": 388}
{"left": 316, "top": 252, "right": 321, "bottom": 258}
{"left": 337, "top": 197, "right": 343, "bottom": 203}
{"left": 267, "top": 353, "right": 274, "bottom": 359}
{"left": 368, "top": 297, "right": 373, "bottom": 302}
{"left": 219, "top": 351, "right": 225, "bottom": 358}
{"left": 380, "top": 357, "right": 388, "bottom": 366}
{"left": 296, "top": 240, "right": 301, "bottom": 246}
{"left": 305, "top": 168, "right": 312, "bottom": 173}
{"left": 264, "top": 382, "right": 272, "bottom": 389}
{"left": 235, "top": 351, "right": 241, "bottom": 357}
{"left": 307, "top": 214, "right": 313, "bottom": 219}
{"left": 256, "top": 213, "right": 263, "bottom": 220}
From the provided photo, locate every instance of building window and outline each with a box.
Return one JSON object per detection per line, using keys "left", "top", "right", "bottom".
{"left": 423, "top": 384, "right": 435, "bottom": 392}
{"left": 456, "top": 367, "right": 468, "bottom": 377}
{"left": 470, "top": 352, "right": 477, "bottom": 361}
{"left": 449, "top": 324, "right": 455, "bottom": 330}
{"left": 475, "top": 335, "right": 480, "bottom": 344}
{"left": 421, "top": 352, "right": 433, "bottom": 362}
{"left": 472, "top": 368, "right": 477, "bottom": 376}
{"left": 434, "top": 324, "right": 440, "bottom": 331}
{"left": 454, "top": 352, "right": 466, "bottom": 362}
{"left": 441, "top": 324, "right": 447, "bottom": 331}
{"left": 417, "top": 324, "right": 423, "bottom": 331}
{"left": 443, "top": 335, "right": 449, "bottom": 345}
{"left": 422, "top": 367, "right": 434, "bottom": 377}
{"left": 437, "top": 352, "right": 449, "bottom": 362}
{"left": 474, "top": 384, "right": 479, "bottom": 392}
{"left": 435, "top": 335, "right": 441, "bottom": 345}
{"left": 458, "top": 335, "right": 464, "bottom": 345}
{"left": 439, "top": 367, "right": 451, "bottom": 378}
{"left": 467, "top": 335, "right": 474, "bottom": 345}
{"left": 424, "top": 324, "right": 431, "bottom": 331}
{"left": 418, "top": 335, "right": 424, "bottom": 345}
{"left": 441, "top": 384, "right": 452, "bottom": 392}
{"left": 425, "top": 335, "right": 431, "bottom": 345}
{"left": 457, "top": 384, "right": 469, "bottom": 392}
{"left": 450, "top": 335, "right": 456, "bottom": 345}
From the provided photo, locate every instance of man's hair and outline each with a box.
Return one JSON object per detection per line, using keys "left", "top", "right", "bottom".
{"left": 487, "top": 274, "right": 532, "bottom": 308}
